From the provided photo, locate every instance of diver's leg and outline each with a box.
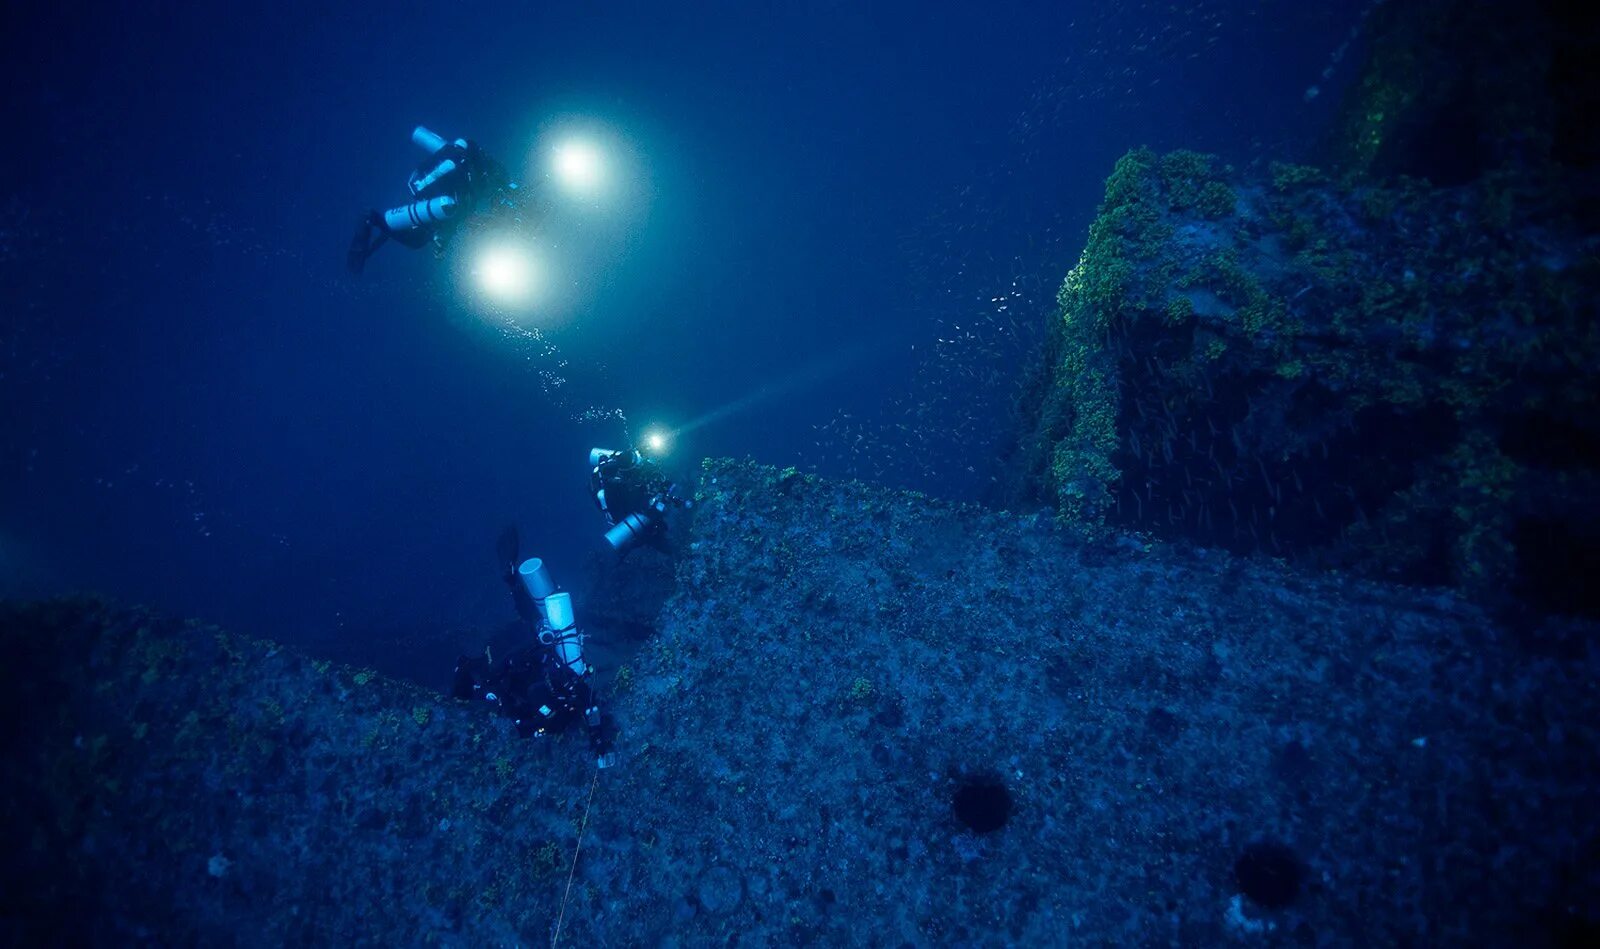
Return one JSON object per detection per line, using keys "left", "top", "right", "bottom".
{"left": 450, "top": 653, "right": 492, "bottom": 700}
{"left": 346, "top": 211, "right": 389, "bottom": 273}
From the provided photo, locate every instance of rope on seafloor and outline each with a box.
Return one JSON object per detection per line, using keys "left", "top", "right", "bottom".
{"left": 552, "top": 767, "right": 600, "bottom": 949}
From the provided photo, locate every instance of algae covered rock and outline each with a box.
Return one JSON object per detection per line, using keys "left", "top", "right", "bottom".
{"left": 1004, "top": 145, "right": 1600, "bottom": 610}
{"left": 1331, "top": 0, "right": 1600, "bottom": 184}
{"left": 1002, "top": 0, "right": 1600, "bottom": 612}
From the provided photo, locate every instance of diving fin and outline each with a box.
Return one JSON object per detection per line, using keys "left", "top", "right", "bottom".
{"left": 497, "top": 525, "right": 539, "bottom": 624}
{"left": 347, "top": 211, "right": 388, "bottom": 274}
{"left": 496, "top": 524, "right": 521, "bottom": 571}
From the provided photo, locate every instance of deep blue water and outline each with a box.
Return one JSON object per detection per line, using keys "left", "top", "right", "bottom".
{"left": 1, "top": 1, "right": 1371, "bottom": 671}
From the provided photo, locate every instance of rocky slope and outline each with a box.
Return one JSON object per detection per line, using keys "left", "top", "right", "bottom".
{"left": 5, "top": 459, "right": 1597, "bottom": 945}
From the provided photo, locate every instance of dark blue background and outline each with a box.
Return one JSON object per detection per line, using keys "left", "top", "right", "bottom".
{"left": 0, "top": 1, "right": 1367, "bottom": 667}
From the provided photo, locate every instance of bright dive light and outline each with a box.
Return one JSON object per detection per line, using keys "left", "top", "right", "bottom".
{"left": 473, "top": 244, "right": 535, "bottom": 305}
{"left": 552, "top": 138, "right": 604, "bottom": 194}
{"left": 645, "top": 431, "right": 667, "bottom": 453}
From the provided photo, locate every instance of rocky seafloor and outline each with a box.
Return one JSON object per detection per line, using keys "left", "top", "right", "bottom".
{"left": 4, "top": 458, "right": 1597, "bottom": 946}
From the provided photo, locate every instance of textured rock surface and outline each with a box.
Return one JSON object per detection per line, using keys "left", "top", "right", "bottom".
{"left": 1330, "top": 0, "right": 1600, "bottom": 184}
{"left": 594, "top": 459, "right": 1600, "bottom": 945}
{"left": 9, "top": 460, "right": 1595, "bottom": 945}
{"left": 1001, "top": 145, "right": 1600, "bottom": 607}
{"left": 1001, "top": 2, "right": 1600, "bottom": 613}
{"left": 0, "top": 599, "right": 599, "bottom": 946}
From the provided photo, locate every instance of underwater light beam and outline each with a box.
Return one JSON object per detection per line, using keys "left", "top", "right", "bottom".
{"left": 472, "top": 243, "right": 538, "bottom": 306}
{"left": 668, "top": 340, "right": 886, "bottom": 440}
{"left": 551, "top": 137, "right": 605, "bottom": 196}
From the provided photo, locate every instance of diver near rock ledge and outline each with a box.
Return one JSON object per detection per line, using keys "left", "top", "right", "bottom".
{"left": 348, "top": 125, "right": 519, "bottom": 274}
{"left": 589, "top": 444, "right": 691, "bottom": 554}
{"left": 452, "top": 545, "right": 617, "bottom": 769}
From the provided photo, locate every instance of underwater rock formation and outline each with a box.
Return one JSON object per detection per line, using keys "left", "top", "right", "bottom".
{"left": 579, "top": 532, "right": 682, "bottom": 644}
{"left": 1002, "top": 144, "right": 1600, "bottom": 612}
{"left": 1003, "top": 0, "right": 1600, "bottom": 616}
{"left": 0, "top": 598, "right": 602, "bottom": 945}
{"left": 6, "top": 460, "right": 1597, "bottom": 944}
{"left": 1331, "top": 0, "right": 1600, "bottom": 185}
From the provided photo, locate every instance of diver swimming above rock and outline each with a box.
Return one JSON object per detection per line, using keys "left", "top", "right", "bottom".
{"left": 452, "top": 551, "right": 616, "bottom": 769}
{"left": 589, "top": 444, "right": 691, "bottom": 554}
{"left": 348, "top": 125, "right": 519, "bottom": 273}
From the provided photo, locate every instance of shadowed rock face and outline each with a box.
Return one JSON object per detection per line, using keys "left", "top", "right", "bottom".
{"left": 1331, "top": 0, "right": 1600, "bottom": 185}
{"left": 1001, "top": 144, "right": 1600, "bottom": 611}
{"left": 4, "top": 460, "right": 1598, "bottom": 945}
{"left": 1001, "top": 3, "right": 1600, "bottom": 615}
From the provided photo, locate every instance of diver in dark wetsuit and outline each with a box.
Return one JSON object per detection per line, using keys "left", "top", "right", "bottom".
{"left": 451, "top": 549, "right": 616, "bottom": 768}
{"left": 451, "top": 642, "right": 607, "bottom": 744}
{"left": 348, "top": 126, "right": 518, "bottom": 273}
{"left": 588, "top": 446, "right": 691, "bottom": 553}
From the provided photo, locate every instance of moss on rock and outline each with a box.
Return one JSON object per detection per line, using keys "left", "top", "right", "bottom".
{"left": 1004, "top": 146, "right": 1600, "bottom": 603}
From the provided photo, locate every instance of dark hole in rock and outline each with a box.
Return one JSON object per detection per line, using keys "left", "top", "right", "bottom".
{"left": 952, "top": 774, "right": 1013, "bottom": 834}
{"left": 262, "top": 746, "right": 288, "bottom": 783}
{"left": 1393, "top": 81, "right": 1489, "bottom": 186}
{"left": 1513, "top": 518, "right": 1600, "bottom": 621}
{"left": 1546, "top": 0, "right": 1600, "bottom": 171}
{"left": 1144, "top": 706, "right": 1183, "bottom": 743}
{"left": 1272, "top": 739, "right": 1313, "bottom": 782}
{"left": 1235, "top": 840, "right": 1304, "bottom": 909}
{"left": 1499, "top": 411, "right": 1600, "bottom": 472}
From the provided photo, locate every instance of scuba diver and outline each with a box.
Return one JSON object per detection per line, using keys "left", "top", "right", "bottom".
{"left": 589, "top": 445, "right": 691, "bottom": 553}
{"left": 348, "top": 125, "right": 520, "bottom": 274}
{"left": 452, "top": 530, "right": 617, "bottom": 769}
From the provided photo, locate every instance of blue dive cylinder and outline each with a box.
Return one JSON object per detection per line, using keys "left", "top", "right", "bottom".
{"left": 383, "top": 195, "right": 457, "bottom": 232}
{"left": 408, "top": 158, "right": 458, "bottom": 195}
{"left": 542, "top": 592, "right": 587, "bottom": 676}
{"left": 517, "top": 558, "right": 557, "bottom": 625}
{"left": 604, "top": 511, "right": 656, "bottom": 551}
{"left": 412, "top": 126, "right": 448, "bottom": 154}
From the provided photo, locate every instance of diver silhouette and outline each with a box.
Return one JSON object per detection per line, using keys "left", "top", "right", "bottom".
{"left": 348, "top": 126, "right": 519, "bottom": 273}
{"left": 453, "top": 528, "right": 617, "bottom": 769}
{"left": 588, "top": 446, "right": 691, "bottom": 553}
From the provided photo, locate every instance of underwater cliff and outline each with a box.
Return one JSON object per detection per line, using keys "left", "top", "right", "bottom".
{"left": 1000, "top": 145, "right": 1600, "bottom": 613}
{"left": 999, "top": 0, "right": 1600, "bottom": 623}
{"left": 5, "top": 459, "right": 1597, "bottom": 945}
